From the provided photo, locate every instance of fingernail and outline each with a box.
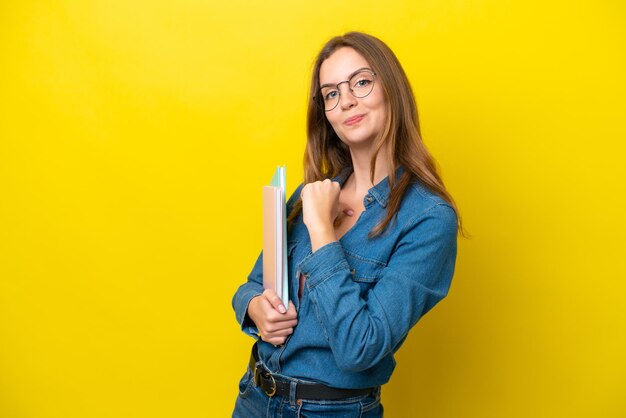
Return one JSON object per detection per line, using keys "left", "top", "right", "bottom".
{"left": 346, "top": 209, "right": 354, "bottom": 216}
{"left": 278, "top": 304, "right": 287, "bottom": 314}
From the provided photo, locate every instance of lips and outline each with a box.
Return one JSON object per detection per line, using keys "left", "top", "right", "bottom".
{"left": 344, "top": 114, "right": 365, "bottom": 126}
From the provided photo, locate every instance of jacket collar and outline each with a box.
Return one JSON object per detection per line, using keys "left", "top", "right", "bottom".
{"left": 332, "top": 166, "right": 405, "bottom": 209}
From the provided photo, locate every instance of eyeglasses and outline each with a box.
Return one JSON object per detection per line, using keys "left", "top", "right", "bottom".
{"left": 318, "top": 68, "right": 377, "bottom": 112}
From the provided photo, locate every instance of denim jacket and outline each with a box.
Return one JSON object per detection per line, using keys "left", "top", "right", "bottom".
{"left": 232, "top": 168, "right": 458, "bottom": 389}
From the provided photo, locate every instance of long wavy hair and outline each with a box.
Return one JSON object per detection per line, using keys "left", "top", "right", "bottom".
{"left": 288, "top": 32, "right": 463, "bottom": 237}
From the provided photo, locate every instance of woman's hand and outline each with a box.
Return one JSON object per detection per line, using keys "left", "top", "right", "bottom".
{"left": 247, "top": 289, "right": 298, "bottom": 346}
{"left": 301, "top": 179, "right": 341, "bottom": 251}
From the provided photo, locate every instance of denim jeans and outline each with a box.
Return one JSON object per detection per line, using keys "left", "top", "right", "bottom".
{"left": 232, "top": 368, "right": 384, "bottom": 418}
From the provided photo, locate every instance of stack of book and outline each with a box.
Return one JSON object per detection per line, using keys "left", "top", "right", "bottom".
{"left": 262, "top": 166, "right": 288, "bottom": 306}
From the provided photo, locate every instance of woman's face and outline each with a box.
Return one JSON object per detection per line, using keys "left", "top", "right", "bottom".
{"left": 319, "top": 47, "right": 387, "bottom": 151}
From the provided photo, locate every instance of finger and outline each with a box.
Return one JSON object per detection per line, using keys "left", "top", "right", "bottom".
{"left": 286, "top": 301, "right": 298, "bottom": 317}
{"left": 272, "top": 328, "right": 294, "bottom": 337}
{"left": 267, "top": 309, "right": 298, "bottom": 324}
{"left": 264, "top": 326, "right": 294, "bottom": 337}
{"left": 265, "top": 319, "right": 298, "bottom": 333}
{"left": 263, "top": 288, "right": 287, "bottom": 314}
{"left": 267, "top": 309, "right": 298, "bottom": 322}
{"left": 301, "top": 183, "right": 314, "bottom": 199}
{"left": 259, "top": 332, "right": 286, "bottom": 346}
{"left": 266, "top": 303, "right": 297, "bottom": 324}
{"left": 337, "top": 202, "right": 354, "bottom": 218}
{"left": 279, "top": 318, "right": 297, "bottom": 326}
{"left": 260, "top": 330, "right": 286, "bottom": 343}
{"left": 266, "top": 336, "right": 287, "bottom": 346}
{"left": 335, "top": 194, "right": 354, "bottom": 219}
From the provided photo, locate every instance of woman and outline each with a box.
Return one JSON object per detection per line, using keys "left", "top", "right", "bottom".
{"left": 232, "top": 32, "right": 460, "bottom": 417}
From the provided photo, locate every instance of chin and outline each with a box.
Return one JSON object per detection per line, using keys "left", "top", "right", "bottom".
{"left": 340, "top": 137, "right": 376, "bottom": 149}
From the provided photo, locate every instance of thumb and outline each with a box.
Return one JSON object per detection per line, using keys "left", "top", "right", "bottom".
{"left": 262, "top": 288, "right": 287, "bottom": 314}
{"left": 337, "top": 198, "right": 354, "bottom": 218}
{"left": 337, "top": 192, "right": 354, "bottom": 217}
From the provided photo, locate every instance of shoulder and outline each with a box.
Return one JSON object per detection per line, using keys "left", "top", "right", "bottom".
{"left": 286, "top": 183, "right": 305, "bottom": 213}
{"left": 287, "top": 183, "right": 304, "bottom": 202}
{"left": 394, "top": 180, "right": 458, "bottom": 235}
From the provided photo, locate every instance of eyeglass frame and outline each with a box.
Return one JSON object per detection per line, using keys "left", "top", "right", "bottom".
{"left": 317, "top": 67, "right": 378, "bottom": 112}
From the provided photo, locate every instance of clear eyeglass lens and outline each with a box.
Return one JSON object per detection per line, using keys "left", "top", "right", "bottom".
{"left": 349, "top": 71, "right": 375, "bottom": 98}
{"left": 321, "top": 88, "right": 339, "bottom": 111}
{"left": 320, "top": 70, "right": 375, "bottom": 111}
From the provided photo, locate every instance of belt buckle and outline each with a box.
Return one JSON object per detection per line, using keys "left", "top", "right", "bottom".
{"left": 254, "top": 366, "right": 277, "bottom": 397}
{"left": 264, "top": 373, "right": 277, "bottom": 397}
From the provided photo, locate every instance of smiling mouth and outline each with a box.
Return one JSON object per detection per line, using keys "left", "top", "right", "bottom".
{"left": 344, "top": 114, "right": 365, "bottom": 126}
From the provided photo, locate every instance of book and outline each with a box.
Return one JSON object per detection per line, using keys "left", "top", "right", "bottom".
{"left": 262, "top": 166, "right": 288, "bottom": 306}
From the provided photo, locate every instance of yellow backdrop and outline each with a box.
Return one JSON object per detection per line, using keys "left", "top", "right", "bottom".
{"left": 1, "top": 1, "right": 624, "bottom": 417}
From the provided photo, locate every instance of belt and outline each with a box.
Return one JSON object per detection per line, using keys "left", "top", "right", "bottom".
{"left": 249, "top": 343, "right": 375, "bottom": 400}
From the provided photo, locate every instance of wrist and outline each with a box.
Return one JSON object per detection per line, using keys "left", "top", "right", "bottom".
{"left": 247, "top": 295, "right": 261, "bottom": 320}
{"left": 309, "top": 226, "right": 337, "bottom": 252}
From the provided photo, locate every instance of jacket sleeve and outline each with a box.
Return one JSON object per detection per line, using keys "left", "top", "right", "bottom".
{"left": 300, "top": 203, "right": 458, "bottom": 372}
{"left": 231, "top": 183, "right": 304, "bottom": 338}
{"left": 232, "top": 252, "right": 264, "bottom": 338}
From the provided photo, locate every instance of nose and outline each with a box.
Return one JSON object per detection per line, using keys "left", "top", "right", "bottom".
{"left": 338, "top": 83, "right": 357, "bottom": 110}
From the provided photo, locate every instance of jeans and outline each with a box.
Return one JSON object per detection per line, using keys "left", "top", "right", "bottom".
{"left": 232, "top": 368, "right": 384, "bottom": 418}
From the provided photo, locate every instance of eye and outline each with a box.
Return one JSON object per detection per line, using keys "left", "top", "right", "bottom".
{"left": 323, "top": 90, "right": 339, "bottom": 101}
{"left": 351, "top": 72, "right": 374, "bottom": 89}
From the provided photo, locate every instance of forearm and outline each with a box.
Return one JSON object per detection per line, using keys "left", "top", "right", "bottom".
{"left": 299, "top": 205, "right": 457, "bottom": 372}
{"left": 232, "top": 281, "right": 264, "bottom": 337}
{"left": 308, "top": 223, "right": 337, "bottom": 252}
{"left": 299, "top": 242, "right": 396, "bottom": 371}
{"left": 232, "top": 250, "right": 264, "bottom": 338}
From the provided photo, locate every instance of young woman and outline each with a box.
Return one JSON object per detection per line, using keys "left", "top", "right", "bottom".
{"left": 232, "top": 31, "right": 460, "bottom": 417}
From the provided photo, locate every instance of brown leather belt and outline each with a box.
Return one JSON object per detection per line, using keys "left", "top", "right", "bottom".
{"left": 249, "top": 343, "right": 375, "bottom": 400}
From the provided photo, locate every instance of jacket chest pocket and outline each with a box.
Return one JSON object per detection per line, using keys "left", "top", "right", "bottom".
{"left": 348, "top": 256, "right": 385, "bottom": 299}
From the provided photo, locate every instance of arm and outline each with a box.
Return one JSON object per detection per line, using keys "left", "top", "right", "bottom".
{"left": 301, "top": 203, "right": 458, "bottom": 372}
{"left": 231, "top": 238, "right": 298, "bottom": 346}
{"left": 231, "top": 251, "right": 265, "bottom": 338}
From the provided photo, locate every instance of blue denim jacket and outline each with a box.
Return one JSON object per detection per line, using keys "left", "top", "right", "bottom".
{"left": 232, "top": 168, "right": 458, "bottom": 389}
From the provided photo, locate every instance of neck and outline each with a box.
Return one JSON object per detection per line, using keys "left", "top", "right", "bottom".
{"left": 346, "top": 145, "right": 389, "bottom": 196}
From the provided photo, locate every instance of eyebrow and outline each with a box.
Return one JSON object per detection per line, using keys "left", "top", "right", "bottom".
{"left": 319, "top": 67, "right": 372, "bottom": 89}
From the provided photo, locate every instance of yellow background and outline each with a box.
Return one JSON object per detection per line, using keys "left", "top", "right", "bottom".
{"left": 1, "top": 1, "right": 625, "bottom": 417}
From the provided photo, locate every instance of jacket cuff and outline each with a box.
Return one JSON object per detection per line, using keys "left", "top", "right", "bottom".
{"left": 297, "top": 241, "right": 350, "bottom": 289}
{"left": 233, "top": 286, "right": 263, "bottom": 338}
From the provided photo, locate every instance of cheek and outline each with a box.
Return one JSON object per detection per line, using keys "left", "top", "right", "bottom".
{"left": 325, "top": 113, "right": 343, "bottom": 131}
{"left": 373, "top": 91, "right": 386, "bottom": 111}
{"left": 366, "top": 99, "right": 386, "bottom": 125}
{"left": 364, "top": 88, "right": 386, "bottom": 115}
{"left": 373, "top": 95, "right": 388, "bottom": 125}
